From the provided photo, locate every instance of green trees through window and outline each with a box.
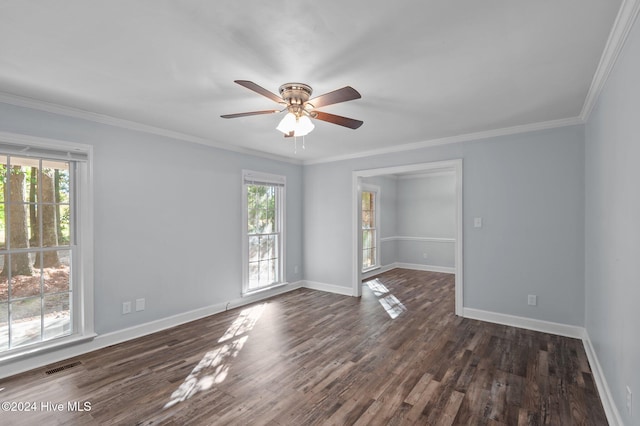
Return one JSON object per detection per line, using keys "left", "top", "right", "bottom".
{"left": 0, "top": 156, "right": 73, "bottom": 353}
{"left": 246, "top": 183, "right": 281, "bottom": 291}
{"left": 362, "top": 190, "right": 377, "bottom": 271}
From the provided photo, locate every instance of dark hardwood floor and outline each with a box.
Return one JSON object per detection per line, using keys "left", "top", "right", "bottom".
{"left": 0, "top": 269, "right": 607, "bottom": 425}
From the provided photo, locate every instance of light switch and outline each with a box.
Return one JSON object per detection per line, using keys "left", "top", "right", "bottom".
{"left": 474, "top": 217, "right": 482, "bottom": 228}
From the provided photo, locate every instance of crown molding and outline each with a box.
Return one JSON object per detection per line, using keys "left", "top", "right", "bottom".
{"left": 580, "top": 0, "right": 640, "bottom": 121}
{"left": 0, "top": 92, "right": 302, "bottom": 165}
{"left": 304, "top": 116, "right": 583, "bottom": 165}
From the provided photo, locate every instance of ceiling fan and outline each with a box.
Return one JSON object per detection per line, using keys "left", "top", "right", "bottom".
{"left": 221, "top": 80, "right": 363, "bottom": 138}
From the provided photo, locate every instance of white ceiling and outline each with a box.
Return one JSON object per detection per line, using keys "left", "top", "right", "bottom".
{"left": 0, "top": 1, "right": 623, "bottom": 163}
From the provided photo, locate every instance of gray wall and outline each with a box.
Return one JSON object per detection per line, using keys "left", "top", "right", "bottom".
{"left": 304, "top": 125, "right": 585, "bottom": 325}
{"left": 585, "top": 13, "right": 640, "bottom": 425}
{"left": 0, "top": 102, "right": 304, "bottom": 335}
{"left": 396, "top": 174, "right": 456, "bottom": 268}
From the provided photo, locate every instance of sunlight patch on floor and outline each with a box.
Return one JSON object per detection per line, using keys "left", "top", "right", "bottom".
{"left": 366, "top": 279, "right": 407, "bottom": 319}
{"left": 366, "top": 279, "right": 390, "bottom": 296}
{"left": 378, "top": 294, "right": 407, "bottom": 319}
{"left": 164, "top": 304, "right": 265, "bottom": 409}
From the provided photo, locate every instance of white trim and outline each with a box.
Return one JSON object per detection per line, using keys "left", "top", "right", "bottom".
{"left": 582, "top": 331, "right": 623, "bottom": 426}
{"left": 352, "top": 159, "right": 463, "bottom": 314}
{"left": 0, "top": 92, "right": 302, "bottom": 165}
{"left": 381, "top": 236, "right": 455, "bottom": 243}
{"left": 0, "top": 281, "right": 304, "bottom": 379}
{"left": 396, "top": 170, "right": 456, "bottom": 179}
{"left": 580, "top": 0, "right": 640, "bottom": 121}
{"left": 361, "top": 263, "right": 397, "bottom": 280}
{"left": 303, "top": 280, "right": 354, "bottom": 296}
{"left": 462, "top": 308, "right": 584, "bottom": 339}
{"left": 0, "top": 131, "right": 90, "bottom": 156}
{"left": 393, "top": 262, "right": 456, "bottom": 275}
{"left": 306, "top": 117, "right": 582, "bottom": 165}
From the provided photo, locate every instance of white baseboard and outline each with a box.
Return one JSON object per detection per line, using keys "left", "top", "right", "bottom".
{"left": 393, "top": 262, "right": 456, "bottom": 274}
{"left": 582, "top": 330, "right": 623, "bottom": 426}
{"left": 303, "top": 280, "right": 354, "bottom": 296}
{"left": 361, "top": 263, "right": 396, "bottom": 280}
{"left": 462, "top": 307, "right": 584, "bottom": 339}
{"left": 0, "top": 281, "right": 303, "bottom": 379}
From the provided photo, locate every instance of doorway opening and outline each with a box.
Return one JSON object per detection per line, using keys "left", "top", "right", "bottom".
{"left": 351, "top": 159, "right": 463, "bottom": 316}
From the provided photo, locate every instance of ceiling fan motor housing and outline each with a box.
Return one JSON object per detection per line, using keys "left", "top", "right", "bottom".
{"left": 279, "top": 83, "right": 313, "bottom": 115}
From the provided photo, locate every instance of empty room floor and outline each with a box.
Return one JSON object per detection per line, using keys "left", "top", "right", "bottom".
{"left": 0, "top": 269, "right": 607, "bottom": 425}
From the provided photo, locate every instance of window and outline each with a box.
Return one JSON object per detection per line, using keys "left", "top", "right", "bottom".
{"left": 242, "top": 170, "right": 285, "bottom": 295}
{"left": 362, "top": 185, "right": 380, "bottom": 272}
{"left": 0, "top": 136, "right": 92, "bottom": 360}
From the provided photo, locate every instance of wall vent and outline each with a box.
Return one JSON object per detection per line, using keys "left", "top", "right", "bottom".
{"left": 45, "top": 361, "right": 82, "bottom": 375}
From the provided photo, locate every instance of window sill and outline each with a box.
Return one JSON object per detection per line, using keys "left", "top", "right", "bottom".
{"left": 0, "top": 332, "right": 97, "bottom": 365}
{"left": 362, "top": 266, "right": 381, "bottom": 274}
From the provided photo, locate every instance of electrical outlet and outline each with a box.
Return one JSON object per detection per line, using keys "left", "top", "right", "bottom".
{"left": 423, "top": 253, "right": 428, "bottom": 259}
{"left": 527, "top": 295, "right": 537, "bottom": 306}
{"left": 294, "top": 265, "right": 299, "bottom": 274}
{"left": 135, "top": 298, "right": 145, "bottom": 312}
{"left": 122, "top": 301, "right": 131, "bottom": 315}
{"left": 474, "top": 217, "right": 483, "bottom": 228}
{"left": 627, "top": 386, "right": 633, "bottom": 416}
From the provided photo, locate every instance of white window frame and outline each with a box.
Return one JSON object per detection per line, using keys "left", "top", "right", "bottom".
{"left": 241, "top": 170, "right": 286, "bottom": 296}
{"left": 0, "top": 132, "right": 94, "bottom": 363}
{"left": 361, "top": 183, "right": 380, "bottom": 273}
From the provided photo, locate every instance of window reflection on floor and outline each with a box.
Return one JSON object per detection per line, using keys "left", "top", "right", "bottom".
{"left": 365, "top": 279, "right": 407, "bottom": 319}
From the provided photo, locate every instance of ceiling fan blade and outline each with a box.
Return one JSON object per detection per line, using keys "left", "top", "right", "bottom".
{"left": 308, "top": 86, "right": 361, "bottom": 109}
{"left": 234, "top": 80, "right": 284, "bottom": 104}
{"left": 312, "top": 111, "right": 363, "bottom": 129}
{"left": 221, "top": 109, "right": 280, "bottom": 119}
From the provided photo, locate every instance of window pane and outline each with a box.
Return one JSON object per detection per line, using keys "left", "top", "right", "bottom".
{"left": 11, "top": 297, "right": 42, "bottom": 348}
{"left": 0, "top": 302, "right": 7, "bottom": 351}
{"left": 0, "top": 255, "right": 5, "bottom": 302}
{"left": 269, "top": 259, "right": 277, "bottom": 283}
{"left": 10, "top": 252, "right": 40, "bottom": 298}
{"left": 244, "top": 179, "right": 282, "bottom": 292}
{"left": 363, "top": 249, "right": 373, "bottom": 269}
{"left": 271, "top": 235, "right": 279, "bottom": 260}
{"left": 266, "top": 209, "right": 275, "bottom": 233}
{"left": 57, "top": 204, "right": 71, "bottom": 245}
{"left": 363, "top": 230, "right": 372, "bottom": 250}
{"left": 43, "top": 250, "right": 70, "bottom": 293}
{"left": 362, "top": 192, "right": 370, "bottom": 211}
{"left": 259, "top": 261, "right": 270, "bottom": 285}
{"left": 362, "top": 209, "right": 371, "bottom": 228}
{"left": 43, "top": 292, "right": 71, "bottom": 340}
{"left": 261, "top": 236, "right": 271, "bottom": 261}
{"left": 0, "top": 203, "right": 5, "bottom": 249}
{"left": 249, "top": 236, "right": 259, "bottom": 262}
{"left": 249, "top": 262, "right": 259, "bottom": 289}
{"left": 256, "top": 208, "right": 267, "bottom": 233}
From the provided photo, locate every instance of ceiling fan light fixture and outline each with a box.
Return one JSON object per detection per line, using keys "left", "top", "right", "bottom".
{"left": 276, "top": 112, "right": 297, "bottom": 134}
{"left": 276, "top": 112, "right": 315, "bottom": 137}
{"left": 295, "top": 115, "right": 315, "bottom": 136}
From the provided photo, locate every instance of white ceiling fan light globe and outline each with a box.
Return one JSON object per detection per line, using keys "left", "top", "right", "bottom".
{"left": 294, "top": 115, "right": 315, "bottom": 137}
{"left": 276, "top": 112, "right": 297, "bottom": 134}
